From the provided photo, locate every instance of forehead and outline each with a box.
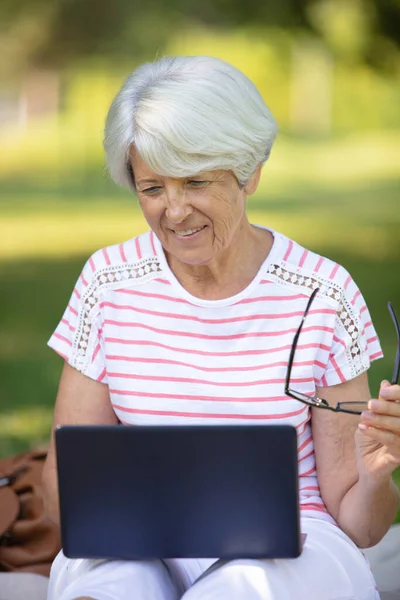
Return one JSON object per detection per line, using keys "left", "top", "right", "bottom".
{"left": 129, "top": 147, "right": 158, "bottom": 178}
{"left": 129, "top": 146, "right": 234, "bottom": 186}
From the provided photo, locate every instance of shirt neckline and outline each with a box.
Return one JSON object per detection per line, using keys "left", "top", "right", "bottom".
{"left": 153, "top": 226, "right": 282, "bottom": 307}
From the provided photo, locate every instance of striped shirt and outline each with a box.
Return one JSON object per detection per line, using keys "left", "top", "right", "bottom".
{"left": 48, "top": 227, "right": 383, "bottom": 525}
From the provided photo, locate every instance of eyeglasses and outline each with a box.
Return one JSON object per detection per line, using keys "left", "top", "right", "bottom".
{"left": 285, "top": 288, "right": 400, "bottom": 415}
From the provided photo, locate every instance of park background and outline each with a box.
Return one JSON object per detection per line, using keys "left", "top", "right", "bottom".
{"left": 1, "top": 0, "right": 399, "bottom": 521}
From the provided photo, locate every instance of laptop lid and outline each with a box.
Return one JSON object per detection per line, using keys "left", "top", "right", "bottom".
{"left": 55, "top": 424, "right": 301, "bottom": 560}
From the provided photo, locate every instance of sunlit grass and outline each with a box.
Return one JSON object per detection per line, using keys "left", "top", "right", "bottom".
{"left": 1, "top": 408, "right": 52, "bottom": 456}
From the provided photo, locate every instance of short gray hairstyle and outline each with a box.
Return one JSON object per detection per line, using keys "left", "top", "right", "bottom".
{"left": 104, "top": 56, "right": 278, "bottom": 190}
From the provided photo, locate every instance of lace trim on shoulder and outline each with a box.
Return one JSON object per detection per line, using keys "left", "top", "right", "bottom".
{"left": 268, "top": 264, "right": 367, "bottom": 376}
{"left": 70, "top": 257, "right": 162, "bottom": 370}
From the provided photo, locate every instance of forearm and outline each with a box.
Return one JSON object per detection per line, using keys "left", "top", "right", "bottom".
{"left": 337, "top": 473, "right": 400, "bottom": 548}
{"left": 42, "top": 460, "right": 61, "bottom": 526}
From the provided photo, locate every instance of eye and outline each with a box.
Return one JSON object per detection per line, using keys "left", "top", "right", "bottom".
{"left": 187, "top": 180, "right": 208, "bottom": 187}
{"left": 141, "top": 186, "right": 162, "bottom": 195}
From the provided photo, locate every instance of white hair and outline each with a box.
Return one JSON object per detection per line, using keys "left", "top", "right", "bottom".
{"left": 103, "top": 56, "right": 278, "bottom": 190}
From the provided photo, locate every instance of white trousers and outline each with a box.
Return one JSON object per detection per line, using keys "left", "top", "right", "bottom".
{"left": 47, "top": 519, "right": 379, "bottom": 600}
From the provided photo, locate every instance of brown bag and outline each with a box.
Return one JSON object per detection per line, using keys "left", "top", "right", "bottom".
{"left": 0, "top": 448, "right": 61, "bottom": 577}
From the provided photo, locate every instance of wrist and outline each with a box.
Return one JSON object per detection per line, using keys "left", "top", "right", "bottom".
{"left": 357, "top": 469, "right": 395, "bottom": 492}
{"left": 356, "top": 451, "right": 397, "bottom": 482}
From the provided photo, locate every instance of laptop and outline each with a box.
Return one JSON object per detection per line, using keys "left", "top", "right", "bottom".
{"left": 55, "top": 424, "right": 301, "bottom": 560}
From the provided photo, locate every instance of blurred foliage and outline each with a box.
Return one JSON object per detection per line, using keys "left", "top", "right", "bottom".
{"left": 1, "top": 0, "right": 400, "bottom": 82}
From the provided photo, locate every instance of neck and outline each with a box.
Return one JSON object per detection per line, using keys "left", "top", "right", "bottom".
{"left": 165, "top": 220, "right": 273, "bottom": 300}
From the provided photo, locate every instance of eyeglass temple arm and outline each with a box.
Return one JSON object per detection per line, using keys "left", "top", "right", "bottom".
{"left": 392, "top": 346, "right": 400, "bottom": 386}
{"left": 285, "top": 288, "right": 320, "bottom": 393}
{"left": 388, "top": 302, "right": 400, "bottom": 385}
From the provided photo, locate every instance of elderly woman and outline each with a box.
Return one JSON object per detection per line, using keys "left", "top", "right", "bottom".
{"left": 43, "top": 56, "right": 400, "bottom": 600}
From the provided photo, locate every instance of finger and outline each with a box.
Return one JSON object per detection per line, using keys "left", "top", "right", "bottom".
{"left": 361, "top": 411, "right": 400, "bottom": 433}
{"left": 367, "top": 399, "right": 400, "bottom": 416}
{"left": 358, "top": 422, "right": 400, "bottom": 448}
{"left": 379, "top": 381, "right": 400, "bottom": 402}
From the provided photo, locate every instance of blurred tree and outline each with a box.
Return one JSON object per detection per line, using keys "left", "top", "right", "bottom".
{"left": 0, "top": 0, "right": 399, "bottom": 81}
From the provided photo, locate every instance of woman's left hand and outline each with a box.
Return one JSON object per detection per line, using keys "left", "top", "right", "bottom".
{"left": 356, "top": 380, "right": 400, "bottom": 479}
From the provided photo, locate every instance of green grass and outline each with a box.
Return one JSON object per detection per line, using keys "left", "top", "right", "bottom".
{"left": 1, "top": 132, "right": 399, "bottom": 520}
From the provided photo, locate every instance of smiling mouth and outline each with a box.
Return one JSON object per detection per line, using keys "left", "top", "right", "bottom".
{"left": 174, "top": 226, "right": 206, "bottom": 237}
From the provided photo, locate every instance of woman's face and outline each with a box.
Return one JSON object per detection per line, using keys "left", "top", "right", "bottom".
{"left": 130, "top": 149, "right": 261, "bottom": 267}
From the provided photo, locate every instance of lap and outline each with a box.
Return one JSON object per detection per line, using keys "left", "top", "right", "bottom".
{"left": 185, "top": 519, "right": 379, "bottom": 600}
{"left": 47, "top": 519, "right": 379, "bottom": 600}
{"left": 47, "top": 555, "right": 180, "bottom": 600}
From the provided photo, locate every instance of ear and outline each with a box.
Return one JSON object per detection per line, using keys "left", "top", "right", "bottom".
{"left": 243, "top": 163, "right": 263, "bottom": 196}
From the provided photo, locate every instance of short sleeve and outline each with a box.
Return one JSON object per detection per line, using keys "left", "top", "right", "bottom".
{"left": 316, "top": 273, "right": 383, "bottom": 387}
{"left": 47, "top": 257, "right": 107, "bottom": 383}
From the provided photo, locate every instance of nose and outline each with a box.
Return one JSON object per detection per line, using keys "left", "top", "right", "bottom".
{"left": 165, "top": 187, "right": 193, "bottom": 224}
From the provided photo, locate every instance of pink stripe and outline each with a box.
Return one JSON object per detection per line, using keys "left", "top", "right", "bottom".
{"left": 105, "top": 337, "right": 331, "bottom": 358}
{"left": 315, "top": 257, "right": 324, "bottom": 272}
{"left": 330, "top": 354, "right": 346, "bottom": 383}
{"left": 298, "top": 436, "right": 313, "bottom": 453}
{"left": 119, "top": 243, "right": 127, "bottom": 263}
{"left": 135, "top": 237, "right": 142, "bottom": 259}
{"left": 73, "top": 287, "right": 81, "bottom": 300}
{"left": 100, "top": 301, "right": 336, "bottom": 324}
{"left": 106, "top": 354, "right": 325, "bottom": 373}
{"left": 150, "top": 231, "right": 157, "bottom": 256}
{"left": 112, "top": 404, "right": 307, "bottom": 420}
{"left": 321, "top": 375, "right": 328, "bottom": 386}
{"left": 108, "top": 372, "right": 313, "bottom": 388}
{"left": 259, "top": 280, "right": 273, "bottom": 285}
{"left": 154, "top": 278, "right": 171, "bottom": 284}
{"left": 89, "top": 257, "right": 96, "bottom": 272}
{"left": 98, "top": 368, "right": 107, "bottom": 382}
{"left": 351, "top": 290, "right": 361, "bottom": 305}
{"left": 53, "top": 332, "right": 72, "bottom": 347}
{"left": 300, "top": 504, "right": 327, "bottom": 513}
{"left": 344, "top": 274, "right": 352, "bottom": 289}
{"left": 300, "top": 486, "right": 319, "bottom": 492}
{"left": 370, "top": 351, "right": 383, "bottom": 360}
{"left": 104, "top": 320, "right": 334, "bottom": 341}
{"left": 68, "top": 303, "right": 78, "bottom": 316}
{"left": 61, "top": 318, "right": 75, "bottom": 332}
{"left": 360, "top": 305, "right": 367, "bottom": 314}
{"left": 92, "top": 344, "right": 101, "bottom": 362}
{"left": 302, "top": 466, "right": 317, "bottom": 476}
{"left": 329, "top": 263, "right": 340, "bottom": 279}
{"left": 102, "top": 247, "right": 111, "bottom": 265}
{"left": 283, "top": 239, "right": 293, "bottom": 262}
{"left": 238, "top": 293, "right": 308, "bottom": 305}
{"left": 299, "top": 249, "right": 308, "bottom": 268}
{"left": 367, "top": 336, "right": 378, "bottom": 344}
{"left": 119, "top": 288, "right": 189, "bottom": 304}
{"left": 333, "top": 335, "right": 347, "bottom": 349}
{"left": 298, "top": 449, "right": 314, "bottom": 463}
{"left": 111, "top": 389, "right": 293, "bottom": 403}
{"left": 80, "top": 273, "right": 88, "bottom": 287}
